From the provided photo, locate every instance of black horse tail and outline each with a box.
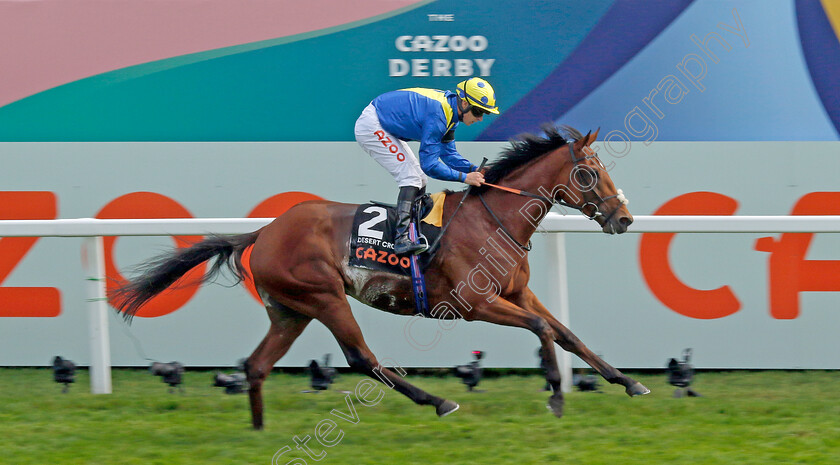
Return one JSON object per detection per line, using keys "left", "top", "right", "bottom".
{"left": 112, "top": 231, "right": 261, "bottom": 321}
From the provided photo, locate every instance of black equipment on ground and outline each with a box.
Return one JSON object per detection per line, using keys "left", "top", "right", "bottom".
{"left": 573, "top": 373, "right": 601, "bottom": 392}
{"left": 213, "top": 372, "right": 248, "bottom": 394}
{"left": 308, "top": 354, "right": 337, "bottom": 391}
{"left": 52, "top": 356, "right": 76, "bottom": 393}
{"left": 213, "top": 359, "right": 248, "bottom": 394}
{"left": 667, "top": 348, "right": 701, "bottom": 398}
{"left": 150, "top": 361, "right": 184, "bottom": 392}
{"left": 454, "top": 350, "right": 484, "bottom": 392}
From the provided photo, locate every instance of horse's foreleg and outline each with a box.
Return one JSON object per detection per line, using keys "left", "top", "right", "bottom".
{"left": 245, "top": 302, "right": 312, "bottom": 430}
{"left": 515, "top": 288, "right": 650, "bottom": 397}
{"left": 466, "top": 296, "right": 566, "bottom": 417}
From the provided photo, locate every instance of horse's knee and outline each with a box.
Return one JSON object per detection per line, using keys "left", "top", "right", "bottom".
{"left": 529, "top": 316, "right": 556, "bottom": 341}
{"left": 343, "top": 347, "right": 375, "bottom": 372}
{"left": 244, "top": 359, "right": 267, "bottom": 385}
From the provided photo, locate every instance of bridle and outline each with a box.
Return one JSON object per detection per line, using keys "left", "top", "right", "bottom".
{"left": 566, "top": 142, "right": 629, "bottom": 225}
{"left": 477, "top": 140, "right": 629, "bottom": 250}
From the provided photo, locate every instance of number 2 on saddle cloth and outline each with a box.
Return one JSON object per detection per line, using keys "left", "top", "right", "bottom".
{"left": 348, "top": 193, "right": 442, "bottom": 317}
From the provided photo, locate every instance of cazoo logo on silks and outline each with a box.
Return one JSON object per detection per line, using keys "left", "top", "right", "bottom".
{"left": 374, "top": 130, "right": 406, "bottom": 162}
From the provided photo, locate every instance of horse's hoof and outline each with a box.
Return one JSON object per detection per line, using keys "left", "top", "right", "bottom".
{"left": 626, "top": 382, "right": 651, "bottom": 397}
{"left": 547, "top": 394, "right": 564, "bottom": 418}
{"left": 436, "top": 400, "right": 459, "bottom": 417}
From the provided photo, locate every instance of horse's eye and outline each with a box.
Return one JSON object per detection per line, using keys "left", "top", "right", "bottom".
{"left": 576, "top": 169, "right": 596, "bottom": 184}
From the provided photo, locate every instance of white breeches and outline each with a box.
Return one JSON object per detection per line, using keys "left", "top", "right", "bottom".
{"left": 355, "top": 103, "right": 427, "bottom": 189}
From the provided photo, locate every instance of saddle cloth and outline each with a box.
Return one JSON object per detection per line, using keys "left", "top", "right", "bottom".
{"left": 348, "top": 192, "right": 445, "bottom": 275}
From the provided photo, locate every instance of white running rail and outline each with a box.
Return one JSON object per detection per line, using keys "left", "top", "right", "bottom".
{"left": 1, "top": 213, "right": 838, "bottom": 394}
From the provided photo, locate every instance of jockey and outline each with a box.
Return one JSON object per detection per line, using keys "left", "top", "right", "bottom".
{"left": 355, "top": 77, "right": 498, "bottom": 255}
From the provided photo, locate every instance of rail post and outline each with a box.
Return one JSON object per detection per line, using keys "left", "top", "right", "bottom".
{"left": 83, "top": 235, "right": 112, "bottom": 394}
{"left": 545, "top": 232, "right": 573, "bottom": 393}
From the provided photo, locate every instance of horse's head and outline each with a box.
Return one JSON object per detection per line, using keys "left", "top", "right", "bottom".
{"left": 476, "top": 125, "right": 632, "bottom": 235}
{"left": 559, "top": 130, "right": 633, "bottom": 234}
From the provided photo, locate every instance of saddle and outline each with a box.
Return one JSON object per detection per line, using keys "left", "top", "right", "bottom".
{"left": 348, "top": 192, "right": 445, "bottom": 276}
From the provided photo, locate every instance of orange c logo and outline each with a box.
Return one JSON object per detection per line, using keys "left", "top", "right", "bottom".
{"left": 639, "top": 192, "right": 741, "bottom": 319}
{"left": 97, "top": 192, "right": 205, "bottom": 318}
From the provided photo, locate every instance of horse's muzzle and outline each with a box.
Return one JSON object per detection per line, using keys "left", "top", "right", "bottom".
{"left": 603, "top": 213, "right": 633, "bottom": 235}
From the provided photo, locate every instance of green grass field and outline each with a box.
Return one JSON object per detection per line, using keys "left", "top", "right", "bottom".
{"left": 0, "top": 369, "right": 837, "bottom": 464}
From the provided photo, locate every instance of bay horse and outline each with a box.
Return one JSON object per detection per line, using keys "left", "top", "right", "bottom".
{"left": 114, "top": 126, "right": 649, "bottom": 430}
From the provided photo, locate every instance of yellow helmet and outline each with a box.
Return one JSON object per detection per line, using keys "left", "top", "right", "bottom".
{"left": 456, "top": 77, "right": 499, "bottom": 114}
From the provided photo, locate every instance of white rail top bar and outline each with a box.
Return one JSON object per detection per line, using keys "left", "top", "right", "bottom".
{"left": 0, "top": 214, "right": 839, "bottom": 237}
{"left": 539, "top": 214, "right": 840, "bottom": 233}
{"left": 0, "top": 218, "right": 275, "bottom": 237}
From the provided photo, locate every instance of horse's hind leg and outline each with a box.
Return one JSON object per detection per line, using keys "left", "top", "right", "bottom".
{"left": 245, "top": 295, "right": 312, "bottom": 430}
{"left": 306, "top": 294, "right": 458, "bottom": 417}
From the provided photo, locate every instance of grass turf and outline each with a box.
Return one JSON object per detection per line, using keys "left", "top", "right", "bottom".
{"left": 0, "top": 369, "right": 837, "bottom": 464}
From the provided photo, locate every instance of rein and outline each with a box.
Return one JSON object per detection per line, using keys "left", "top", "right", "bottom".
{"left": 481, "top": 181, "right": 581, "bottom": 211}
{"left": 427, "top": 158, "right": 489, "bottom": 255}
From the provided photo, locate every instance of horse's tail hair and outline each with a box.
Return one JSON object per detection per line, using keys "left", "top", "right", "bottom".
{"left": 112, "top": 231, "right": 261, "bottom": 322}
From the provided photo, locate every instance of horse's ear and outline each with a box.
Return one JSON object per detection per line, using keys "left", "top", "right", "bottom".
{"left": 588, "top": 128, "right": 601, "bottom": 145}
{"left": 574, "top": 131, "right": 591, "bottom": 149}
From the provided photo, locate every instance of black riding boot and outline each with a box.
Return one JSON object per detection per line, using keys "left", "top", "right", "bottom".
{"left": 394, "top": 186, "right": 427, "bottom": 255}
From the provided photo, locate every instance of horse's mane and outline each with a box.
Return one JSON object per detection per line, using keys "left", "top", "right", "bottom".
{"left": 468, "top": 125, "right": 583, "bottom": 195}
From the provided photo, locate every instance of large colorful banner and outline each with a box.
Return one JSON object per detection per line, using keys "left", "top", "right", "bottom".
{"left": 0, "top": 0, "right": 838, "bottom": 141}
